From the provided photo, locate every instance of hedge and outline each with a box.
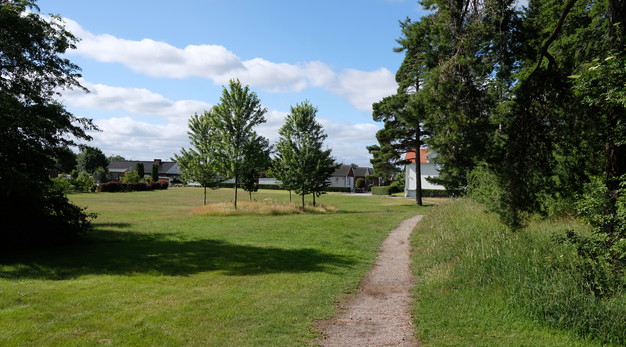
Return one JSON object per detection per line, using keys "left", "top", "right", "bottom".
{"left": 98, "top": 180, "right": 169, "bottom": 192}
{"left": 210, "top": 183, "right": 351, "bottom": 193}
{"left": 372, "top": 186, "right": 392, "bottom": 195}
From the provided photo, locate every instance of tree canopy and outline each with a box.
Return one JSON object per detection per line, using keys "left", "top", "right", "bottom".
{"left": 275, "top": 101, "right": 336, "bottom": 209}
{"left": 174, "top": 111, "right": 222, "bottom": 205}
{"left": 375, "top": 0, "right": 625, "bottom": 295}
{"left": 0, "top": 0, "right": 96, "bottom": 245}
{"left": 211, "top": 79, "right": 268, "bottom": 209}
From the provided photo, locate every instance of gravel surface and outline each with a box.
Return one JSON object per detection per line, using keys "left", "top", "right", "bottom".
{"left": 317, "top": 215, "right": 423, "bottom": 346}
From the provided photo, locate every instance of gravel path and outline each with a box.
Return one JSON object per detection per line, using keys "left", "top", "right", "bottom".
{"left": 317, "top": 215, "right": 423, "bottom": 346}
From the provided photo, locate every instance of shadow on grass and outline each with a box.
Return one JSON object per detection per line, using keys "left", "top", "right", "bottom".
{"left": 0, "top": 224, "right": 356, "bottom": 280}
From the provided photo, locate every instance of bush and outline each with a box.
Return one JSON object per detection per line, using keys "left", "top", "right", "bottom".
{"left": 355, "top": 178, "right": 365, "bottom": 190}
{"left": 467, "top": 165, "right": 502, "bottom": 211}
{"left": 121, "top": 170, "right": 141, "bottom": 183}
{"left": 372, "top": 186, "right": 392, "bottom": 195}
{"left": 98, "top": 180, "right": 168, "bottom": 192}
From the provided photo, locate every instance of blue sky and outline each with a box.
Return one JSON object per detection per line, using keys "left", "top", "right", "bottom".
{"left": 39, "top": 1, "right": 429, "bottom": 166}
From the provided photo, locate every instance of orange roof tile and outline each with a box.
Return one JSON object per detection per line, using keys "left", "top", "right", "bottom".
{"left": 404, "top": 148, "right": 430, "bottom": 164}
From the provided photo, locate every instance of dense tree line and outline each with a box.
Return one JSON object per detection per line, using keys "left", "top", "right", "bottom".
{"left": 372, "top": 0, "right": 625, "bottom": 295}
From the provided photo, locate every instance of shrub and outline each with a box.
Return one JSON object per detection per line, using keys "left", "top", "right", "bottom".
{"left": 372, "top": 186, "right": 392, "bottom": 195}
{"left": 98, "top": 180, "right": 169, "bottom": 192}
{"left": 355, "top": 178, "right": 365, "bottom": 190}
{"left": 121, "top": 170, "right": 141, "bottom": 183}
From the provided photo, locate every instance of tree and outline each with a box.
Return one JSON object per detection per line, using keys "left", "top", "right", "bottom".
{"left": 174, "top": 111, "right": 222, "bottom": 205}
{"left": 211, "top": 79, "right": 267, "bottom": 209}
{"left": 76, "top": 146, "right": 108, "bottom": 174}
{"left": 135, "top": 162, "right": 144, "bottom": 179}
{"left": 53, "top": 146, "right": 78, "bottom": 174}
{"left": 107, "top": 154, "right": 125, "bottom": 164}
{"left": 239, "top": 133, "right": 271, "bottom": 201}
{"left": 151, "top": 164, "right": 159, "bottom": 182}
{"left": 275, "top": 101, "right": 337, "bottom": 209}
{"left": 1, "top": 0, "right": 96, "bottom": 245}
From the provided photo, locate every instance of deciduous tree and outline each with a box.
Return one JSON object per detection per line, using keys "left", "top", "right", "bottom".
{"left": 275, "top": 101, "right": 336, "bottom": 209}
{"left": 211, "top": 79, "right": 267, "bottom": 209}
{"left": 174, "top": 111, "right": 222, "bottom": 205}
{"left": 0, "top": 0, "right": 96, "bottom": 245}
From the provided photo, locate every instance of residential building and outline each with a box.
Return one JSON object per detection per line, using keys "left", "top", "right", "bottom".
{"left": 403, "top": 148, "right": 445, "bottom": 197}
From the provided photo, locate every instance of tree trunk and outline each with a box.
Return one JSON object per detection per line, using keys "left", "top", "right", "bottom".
{"left": 249, "top": 190, "right": 252, "bottom": 201}
{"left": 301, "top": 193, "right": 305, "bottom": 210}
{"left": 234, "top": 175, "right": 238, "bottom": 209}
{"left": 603, "top": 142, "right": 626, "bottom": 235}
{"left": 203, "top": 185, "right": 207, "bottom": 206}
{"left": 414, "top": 129, "right": 423, "bottom": 206}
{"left": 313, "top": 193, "right": 316, "bottom": 207}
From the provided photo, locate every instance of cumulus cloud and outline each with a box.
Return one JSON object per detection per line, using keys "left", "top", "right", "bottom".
{"left": 327, "top": 68, "right": 398, "bottom": 111}
{"left": 88, "top": 117, "right": 189, "bottom": 160}
{"left": 63, "top": 18, "right": 396, "bottom": 111}
{"left": 85, "top": 112, "right": 378, "bottom": 165}
{"left": 62, "top": 80, "right": 212, "bottom": 123}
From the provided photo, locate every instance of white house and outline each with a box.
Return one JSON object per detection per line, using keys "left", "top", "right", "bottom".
{"left": 403, "top": 148, "right": 445, "bottom": 197}
{"left": 328, "top": 164, "right": 355, "bottom": 190}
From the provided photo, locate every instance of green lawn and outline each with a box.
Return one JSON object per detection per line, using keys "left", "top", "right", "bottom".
{"left": 0, "top": 188, "right": 427, "bottom": 346}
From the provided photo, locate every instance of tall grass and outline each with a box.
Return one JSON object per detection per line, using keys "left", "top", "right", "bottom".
{"left": 193, "top": 199, "right": 337, "bottom": 216}
{"left": 412, "top": 198, "right": 626, "bottom": 345}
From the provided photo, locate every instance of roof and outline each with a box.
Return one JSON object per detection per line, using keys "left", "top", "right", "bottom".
{"left": 107, "top": 160, "right": 178, "bottom": 175}
{"left": 403, "top": 148, "right": 432, "bottom": 164}
{"left": 353, "top": 166, "right": 373, "bottom": 177}
{"left": 332, "top": 164, "right": 354, "bottom": 177}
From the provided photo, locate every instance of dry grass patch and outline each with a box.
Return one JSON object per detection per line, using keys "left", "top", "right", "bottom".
{"left": 193, "top": 199, "right": 337, "bottom": 216}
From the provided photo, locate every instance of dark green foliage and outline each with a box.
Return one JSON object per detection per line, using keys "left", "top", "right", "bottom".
{"left": 135, "top": 162, "right": 144, "bottom": 178}
{"left": 151, "top": 164, "right": 159, "bottom": 182}
{"left": 53, "top": 146, "right": 78, "bottom": 174}
{"left": 98, "top": 181, "right": 168, "bottom": 192}
{"left": 76, "top": 146, "right": 108, "bottom": 174}
{"left": 0, "top": 0, "right": 96, "bottom": 246}
{"left": 239, "top": 134, "right": 272, "bottom": 200}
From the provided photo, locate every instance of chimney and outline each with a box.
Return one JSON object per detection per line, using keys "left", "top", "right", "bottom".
{"left": 154, "top": 159, "right": 162, "bottom": 166}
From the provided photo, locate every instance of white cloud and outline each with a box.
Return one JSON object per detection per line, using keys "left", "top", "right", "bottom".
{"left": 87, "top": 117, "right": 188, "bottom": 160}
{"left": 84, "top": 112, "right": 378, "bottom": 166}
{"left": 63, "top": 18, "right": 396, "bottom": 111}
{"left": 62, "top": 80, "right": 212, "bottom": 124}
{"left": 328, "top": 68, "right": 397, "bottom": 111}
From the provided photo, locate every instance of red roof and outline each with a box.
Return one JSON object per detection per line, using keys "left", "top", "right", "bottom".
{"left": 404, "top": 148, "right": 430, "bottom": 164}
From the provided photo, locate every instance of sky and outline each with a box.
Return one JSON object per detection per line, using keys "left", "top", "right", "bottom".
{"left": 35, "top": 0, "right": 430, "bottom": 167}
{"left": 39, "top": 0, "right": 526, "bottom": 167}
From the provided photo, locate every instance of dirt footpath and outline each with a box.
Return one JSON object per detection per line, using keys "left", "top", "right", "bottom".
{"left": 317, "top": 215, "right": 423, "bottom": 346}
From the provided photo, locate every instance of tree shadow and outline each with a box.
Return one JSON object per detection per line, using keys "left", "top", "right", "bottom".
{"left": 0, "top": 224, "right": 356, "bottom": 280}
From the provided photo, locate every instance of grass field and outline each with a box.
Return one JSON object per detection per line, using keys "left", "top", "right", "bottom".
{"left": 411, "top": 198, "right": 626, "bottom": 346}
{"left": 0, "top": 188, "right": 427, "bottom": 346}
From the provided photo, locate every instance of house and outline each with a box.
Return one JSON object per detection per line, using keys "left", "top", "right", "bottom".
{"left": 328, "top": 164, "right": 355, "bottom": 190}
{"left": 403, "top": 148, "right": 445, "bottom": 197}
{"left": 352, "top": 166, "right": 379, "bottom": 187}
{"left": 107, "top": 159, "right": 179, "bottom": 184}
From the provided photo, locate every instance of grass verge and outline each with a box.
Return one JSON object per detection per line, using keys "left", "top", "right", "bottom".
{"left": 411, "top": 198, "right": 626, "bottom": 346}
{"left": 0, "top": 188, "right": 427, "bottom": 346}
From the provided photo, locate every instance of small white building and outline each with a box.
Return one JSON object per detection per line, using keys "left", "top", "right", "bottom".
{"left": 404, "top": 148, "right": 445, "bottom": 197}
{"left": 328, "top": 164, "right": 355, "bottom": 190}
